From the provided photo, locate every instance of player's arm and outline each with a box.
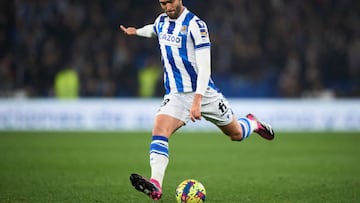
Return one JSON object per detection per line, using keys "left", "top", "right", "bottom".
{"left": 119, "top": 24, "right": 156, "bottom": 38}
{"left": 195, "top": 48, "right": 211, "bottom": 96}
{"left": 190, "top": 20, "right": 212, "bottom": 122}
{"left": 190, "top": 47, "right": 211, "bottom": 122}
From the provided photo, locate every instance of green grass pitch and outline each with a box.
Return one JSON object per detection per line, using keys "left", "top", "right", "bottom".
{"left": 0, "top": 131, "right": 359, "bottom": 203}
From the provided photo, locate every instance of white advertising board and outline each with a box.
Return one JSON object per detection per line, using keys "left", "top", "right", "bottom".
{"left": 0, "top": 99, "right": 359, "bottom": 132}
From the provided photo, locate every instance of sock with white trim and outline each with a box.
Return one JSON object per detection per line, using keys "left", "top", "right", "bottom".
{"left": 237, "top": 117, "right": 257, "bottom": 140}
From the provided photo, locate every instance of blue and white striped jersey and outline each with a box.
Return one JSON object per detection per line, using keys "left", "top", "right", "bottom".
{"left": 152, "top": 8, "right": 217, "bottom": 94}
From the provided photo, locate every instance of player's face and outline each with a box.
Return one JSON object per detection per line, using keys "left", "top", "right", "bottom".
{"left": 159, "top": 0, "right": 184, "bottom": 19}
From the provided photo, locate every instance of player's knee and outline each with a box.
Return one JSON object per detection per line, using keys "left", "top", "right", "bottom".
{"left": 152, "top": 126, "right": 172, "bottom": 137}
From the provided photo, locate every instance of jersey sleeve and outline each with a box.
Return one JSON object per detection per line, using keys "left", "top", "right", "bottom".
{"left": 189, "top": 19, "right": 211, "bottom": 49}
{"left": 153, "top": 18, "right": 159, "bottom": 36}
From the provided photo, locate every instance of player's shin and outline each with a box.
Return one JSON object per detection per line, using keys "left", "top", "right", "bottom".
{"left": 149, "top": 135, "right": 169, "bottom": 187}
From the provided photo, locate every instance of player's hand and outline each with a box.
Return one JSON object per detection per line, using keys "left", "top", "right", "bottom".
{"left": 119, "top": 25, "right": 137, "bottom": 35}
{"left": 190, "top": 94, "right": 202, "bottom": 122}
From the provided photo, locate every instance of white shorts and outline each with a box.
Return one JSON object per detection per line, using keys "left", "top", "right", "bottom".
{"left": 156, "top": 88, "right": 234, "bottom": 126}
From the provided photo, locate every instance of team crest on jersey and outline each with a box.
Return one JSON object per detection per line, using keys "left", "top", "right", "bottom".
{"left": 159, "top": 33, "right": 182, "bottom": 47}
{"left": 180, "top": 25, "right": 188, "bottom": 35}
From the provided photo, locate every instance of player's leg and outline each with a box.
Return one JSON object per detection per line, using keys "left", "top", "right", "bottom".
{"left": 130, "top": 115, "right": 184, "bottom": 200}
{"left": 150, "top": 114, "right": 184, "bottom": 186}
{"left": 217, "top": 114, "right": 275, "bottom": 141}
{"left": 201, "top": 90, "right": 274, "bottom": 140}
{"left": 218, "top": 114, "right": 274, "bottom": 141}
{"left": 200, "top": 93, "right": 257, "bottom": 141}
{"left": 130, "top": 94, "right": 187, "bottom": 200}
{"left": 217, "top": 115, "right": 257, "bottom": 141}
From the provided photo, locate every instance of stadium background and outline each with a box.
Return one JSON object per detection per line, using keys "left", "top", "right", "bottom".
{"left": 1, "top": 1, "right": 360, "bottom": 202}
{"left": 1, "top": 0, "right": 359, "bottom": 98}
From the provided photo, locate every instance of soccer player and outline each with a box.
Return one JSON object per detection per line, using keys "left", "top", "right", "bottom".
{"left": 120, "top": 0, "right": 274, "bottom": 200}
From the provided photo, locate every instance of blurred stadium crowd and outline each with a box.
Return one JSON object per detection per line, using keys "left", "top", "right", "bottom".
{"left": 0, "top": 0, "right": 359, "bottom": 98}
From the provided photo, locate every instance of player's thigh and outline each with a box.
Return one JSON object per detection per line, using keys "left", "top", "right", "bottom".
{"left": 152, "top": 114, "right": 185, "bottom": 137}
{"left": 153, "top": 94, "right": 189, "bottom": 137}
{"left": 201, "top": 92, "right": 242, "bottom": 138}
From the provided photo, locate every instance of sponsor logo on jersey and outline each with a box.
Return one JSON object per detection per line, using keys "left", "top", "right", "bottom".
{"left": 200, "top": 28, "right": 208, "bottom": 38}
{"left": 159, "top": 33, "right": 182, "bottom": 47}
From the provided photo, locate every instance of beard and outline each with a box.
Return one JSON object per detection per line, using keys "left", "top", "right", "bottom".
{"left": 166, "top": 5, "right": 182, "bottom": 19}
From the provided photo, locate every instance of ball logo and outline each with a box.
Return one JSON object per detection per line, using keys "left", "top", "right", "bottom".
{"left": 159, "top": 33, "right": 182, "bottom": 47}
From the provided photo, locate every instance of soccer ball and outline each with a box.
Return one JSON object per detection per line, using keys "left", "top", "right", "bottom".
{"left": 175, "top": 179, "right": 206, "bottom": 203}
